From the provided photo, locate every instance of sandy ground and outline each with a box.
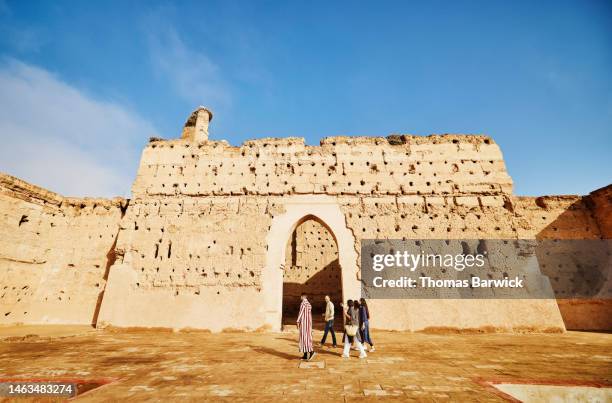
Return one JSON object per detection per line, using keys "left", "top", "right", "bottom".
{"left": 0, "top": 325, "right": 95, "bottom": 340}
{"left": 0, "top": 327, "right": 610, "bottom": 401}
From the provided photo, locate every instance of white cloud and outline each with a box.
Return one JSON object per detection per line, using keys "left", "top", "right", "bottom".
{"left": 0, "top": 59, "right": 157, "bottom": 197}
{"left": 146, "top": 22, "right": 231, "bottom": 108}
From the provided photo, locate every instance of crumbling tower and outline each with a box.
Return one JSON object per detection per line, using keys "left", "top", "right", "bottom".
{"left": 181, "top": 106, "right": 213, "bottom": 142}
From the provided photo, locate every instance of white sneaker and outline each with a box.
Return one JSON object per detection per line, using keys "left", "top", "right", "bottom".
{"left": 342, "top": 353, "right": 350, "bottom": 358}
{"left": 359, "top": 353, "right": 367, "bottom": 359}
{"left": 369, "top": 347, "right": 375, "bottom": 352}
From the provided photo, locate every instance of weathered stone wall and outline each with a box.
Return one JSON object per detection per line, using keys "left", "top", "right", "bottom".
{"left": 590, "top": 185, "right": 612, "bottom": 239}
{"left": 0, "top": 173, "right": 125, "bottom": 326}
{"left": 585, "top": 185, "right": 612, "bottom": 331}
{"left": 96, "top": 196, "right": 282, "bottom": 331}
{"left": 510, "top": 188, "right": 612, "bottom": 331}
{"left": 131, "top": 135, "right": 512, "bottom": 198}
{"left": 94, "top": 134, "right": 510, "bottom": 331}
{"left": 338, "top": 194, "right": 565, "bottom": 332}
{"left": 94, "top": 192, "right": 569, "bottom": 332}
{"left": 511, "top": 195, "right": 601, "bottom": 239}
{"left": 95, "top": 134, "right": 609, "bottom": 332}
{"left": 1, "top": 123, "right": 609, "bottom": 333}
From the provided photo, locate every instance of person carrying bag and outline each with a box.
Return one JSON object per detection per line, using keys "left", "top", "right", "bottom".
{"left": 341, "top": 299, "right": 367, "bottom": 359}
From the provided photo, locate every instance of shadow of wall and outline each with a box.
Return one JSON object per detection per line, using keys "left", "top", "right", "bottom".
{"left": 282, "top": 260, "right": 343, "bottom": 331}
{"left": 534, "top": 184, "right": 612, "bottom": 331}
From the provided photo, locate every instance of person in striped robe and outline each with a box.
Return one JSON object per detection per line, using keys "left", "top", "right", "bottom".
{"left": 297, "top": 293, "right": 315, "bottom": 360}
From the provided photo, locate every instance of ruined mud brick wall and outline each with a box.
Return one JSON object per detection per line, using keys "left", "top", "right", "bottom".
{"left": 511, "top": 195, "right": 602, "bottom": 239}
{"left": 584, "top": 185, "right": 612, "bottom": 331}
{"left": 2, "top": 119, "right": 609, "bottom": 332}
{"left": 96, "top": 134, "right": 564, "bottom": 332}
{"left": 0, "top": 174, "right": 125, "bottom": 326}
{"left": 129, "top": 135, "right": 513, "bottom": 198}
{"left": 510, "top": 189, "right": 612, "bottom": 331}
{"left": 590, "top": 185, "right": 612, "bottom": 239}
{"left": 337, "top": 194, "right": 564, "bottom": 332}
{"left": 339, "top": 191, "right": 609, "bottom": 331}
{"left": 283, "top": 218, "right": 342, "bottom": 317}
{"left": 96, "top": 195, "right": 283, "bottom": 331}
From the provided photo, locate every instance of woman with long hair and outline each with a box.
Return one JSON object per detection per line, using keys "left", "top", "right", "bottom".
{"left": 341, "top": 299, "right": 367, "bottom": 359}
{"left": 359, "top": 298, "right": 374, "bottom": 352}
{"left": 352, "top": 300, "right": 361, "bottom": 351}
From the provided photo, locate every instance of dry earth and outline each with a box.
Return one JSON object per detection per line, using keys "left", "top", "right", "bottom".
{"left": 0, "top": 327, "right": 610, "bottom": 401}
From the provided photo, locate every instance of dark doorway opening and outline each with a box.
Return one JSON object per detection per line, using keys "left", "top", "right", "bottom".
{"left": 282, "top": 216, "right": 343, "bottom": 331}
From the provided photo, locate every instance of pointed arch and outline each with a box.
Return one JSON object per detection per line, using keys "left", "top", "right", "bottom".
{"left": 262, "top": 195, "right": 359, "bottom": 331}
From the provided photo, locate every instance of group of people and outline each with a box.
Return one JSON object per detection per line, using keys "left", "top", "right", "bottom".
{"left": 296, "top": 293, "right": 375, "bottom": 360}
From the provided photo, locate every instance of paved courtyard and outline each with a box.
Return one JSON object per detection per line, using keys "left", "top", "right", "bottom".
{"left": 0, "top": 327, "right": 610, "bottom": 401}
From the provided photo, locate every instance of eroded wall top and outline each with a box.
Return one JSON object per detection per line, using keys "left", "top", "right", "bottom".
{"left": 132, "top": 133, "right": 513, "bottom": 199}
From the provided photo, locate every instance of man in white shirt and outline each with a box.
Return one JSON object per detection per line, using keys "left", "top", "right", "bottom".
{"left": 320, "top": 295, "right": 337, "bottom": 347}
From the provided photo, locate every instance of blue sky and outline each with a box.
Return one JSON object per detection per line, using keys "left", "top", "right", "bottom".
{"left": 0, "top": 0, "right": 610, "bottom": 197}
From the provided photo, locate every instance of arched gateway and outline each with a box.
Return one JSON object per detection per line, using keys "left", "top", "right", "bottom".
{"left": 281, "top": 214, "right": 342, "bottom": 329}
{"left": 262, "top": 195, "right": 360, "bottom": 331}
